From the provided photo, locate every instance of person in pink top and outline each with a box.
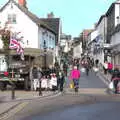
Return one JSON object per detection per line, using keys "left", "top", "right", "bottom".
{"left": 70, "top": 66, "right": 80, "bottom": 92}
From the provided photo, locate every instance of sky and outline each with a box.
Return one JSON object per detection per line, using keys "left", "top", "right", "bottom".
{"left": 0, "top": 0, "right": 116, "bottom": 37}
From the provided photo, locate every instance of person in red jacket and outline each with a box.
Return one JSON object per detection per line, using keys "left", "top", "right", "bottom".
{"left": 108, "top": 62, "right": 113, "bottom": 74}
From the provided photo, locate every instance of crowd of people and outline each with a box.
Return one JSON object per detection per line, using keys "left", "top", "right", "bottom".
{"left": 29, "top": 56, "right": 120, "bottom": 94}
{"left": 30, "top": 64, "right": 65, "bottom": 92}
{"left": 103, "top": 61, "right": 120, "bottom": 94}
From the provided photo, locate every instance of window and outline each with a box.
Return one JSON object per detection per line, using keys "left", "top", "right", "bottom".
{"left": 8, "top": 14, "right": 16, "bottom": 24}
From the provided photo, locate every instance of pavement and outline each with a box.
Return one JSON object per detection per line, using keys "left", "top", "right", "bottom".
{"left": 98, "top": 71, "right": 111, "bottom": 85}
{"left": 0, "top": 90, "right": 60, "bottom": 118}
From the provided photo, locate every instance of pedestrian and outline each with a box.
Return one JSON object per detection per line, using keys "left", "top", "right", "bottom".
{"left": 103, "top": 61, "right": 108, "bottom": 75}
{"left": 95, "top": 59, "right": 99, "bottom": 67}
{"left": 84, "top": 59, "right": 90, "bottom": 76}
{"left": 50, "top": 73, "right": 57, "bottom": 92}
{"left": 48, "top": 65, "right": 56, "bottom": 75}
{"left": 70, "top": 66, "right": 80, "bottom": 92}
{"left": 111, "top": 66, "right": 120, "bottom": 94}
{"left": 108, "top": 62, "right": 113, "bottom": 74}
{"left": 57, "top": 70, "right": 65, "bottom": 92}
{"left": 30, "top": 64, "right": 42, "bottom": 91}
{"left": 63, "top": 62, "right": 68, "bottom": 76}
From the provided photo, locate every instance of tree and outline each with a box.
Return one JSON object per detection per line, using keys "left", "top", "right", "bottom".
{"left": 0, "top": 22, "right": 11, "bottom": 69}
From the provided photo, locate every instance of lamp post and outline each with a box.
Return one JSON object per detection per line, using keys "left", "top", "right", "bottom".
{"left": 11, "top": 82, "right": 15, "bottom": 99}
{"left": 44, "top": 40, "right": 47, "bottom": 71}
{"left": 38, "top": 39, "right": 46, "bottom": 96}
{"left": 39, "top": 77, "right": 42, "bottom": 96}
{"left": 11, "top": 65, "right": 15, "bottom": 100}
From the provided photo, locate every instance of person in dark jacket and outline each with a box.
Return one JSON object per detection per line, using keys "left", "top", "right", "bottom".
{"left": 84, "top": 59, "right": 90, "bottom": 76}
{"left": 111, "top": 67, "right": 120, "bottom": 93}
{"left": 57, "top": 70, "right": 65, "bottom": 92}
{"left": 30, "top": 65, "right": 42, "bottom": 91}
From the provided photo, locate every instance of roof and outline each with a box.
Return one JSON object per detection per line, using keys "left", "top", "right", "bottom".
{"left": 106, "top": 1, "right": 120, "bottom": 16}
{"left": 0, "top": 0, "right": 56, "bottom": 34}
{"left": 106, "top": 3, "right": 115, "bottom": 16}
{"left": 40, "top": 18, "right": 60, "bottom": 35}
{"left": 96, "top": 15, "right": 106, "bottom": 27}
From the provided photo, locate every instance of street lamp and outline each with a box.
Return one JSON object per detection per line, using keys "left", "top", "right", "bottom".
{"left": 43, "top": 39, "right": 47, "bottom": 71}
{"left": 38, "top": 37, "right": 47, "bottom": 96}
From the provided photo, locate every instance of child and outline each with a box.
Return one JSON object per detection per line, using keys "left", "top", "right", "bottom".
{"left": 41, "top": 76, "right": 48, "bottom": 90}
{"left": 50, "top": 73, "right": 57, "bottom": 91}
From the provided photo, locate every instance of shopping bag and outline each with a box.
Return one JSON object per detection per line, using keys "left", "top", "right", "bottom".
{"left": 69, "top": 81, "right": 74, "bottom": 89}
{"left": 117, "top": 81, "right": 120, "bottom": 93}
{"left": 108, "top": 81, "right": 114, "bottom": 90}
{"left": 93, "top": 67, "right": 99, "bottom": 72}
{"left": 81, "top": 67, "right": 86, "bottom": 73}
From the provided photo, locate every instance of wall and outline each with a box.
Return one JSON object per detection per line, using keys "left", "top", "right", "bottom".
{"left": 39, "top": 27, "right": 56, "bottom": 66}
{"left": 111, "top": 30, "right": 120, "bottom": 46}
{"left": 39, "top": 27, "right": 56, "bottom": 49}
{"left": 115, "top": 4, "right": 120, "bottom": 27}
{"left": 73, "top": 43, "right": 82, "bottom": 58}
{"left": 95, "top": 17, "right": 107, "bottom": 65}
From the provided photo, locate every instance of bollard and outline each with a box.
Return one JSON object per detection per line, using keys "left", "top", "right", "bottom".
{"left": 39, "top": 80, "right": 42, "bottom": 96}
{"left": 11, "top": 84, "right": 15, "bottom": 100}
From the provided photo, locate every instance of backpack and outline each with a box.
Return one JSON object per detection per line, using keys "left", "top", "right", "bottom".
{"left": 32, "top": 67, "right": 38, "bottom": 79}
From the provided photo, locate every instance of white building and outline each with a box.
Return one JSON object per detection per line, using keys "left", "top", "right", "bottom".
{"left": 0, "top": 0, "right": 59, "bottom": 68}
{"left": 94, "top": 15, "right": 107, "bottom": 65}
{"left": 87, "top": 30, "right": 98, "bottom": 59}
{"left": 106, "top": 0, "right": 120, "bottom": 67}
{"left": 73, "top": 37, "right": 82, "bottom": 59}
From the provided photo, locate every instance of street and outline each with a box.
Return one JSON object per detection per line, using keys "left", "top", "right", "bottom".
{"left": 3, "top": 70, "right": 120, "bottom": 120}
{"left": 0, "top": 0, "right": 120, "bottom": 120}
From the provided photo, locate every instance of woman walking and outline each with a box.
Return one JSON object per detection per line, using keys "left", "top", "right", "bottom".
{"left": 70, "top": 66, "right": 81, "bottom": 92}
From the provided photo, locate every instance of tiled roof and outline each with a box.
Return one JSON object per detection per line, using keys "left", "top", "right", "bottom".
{"left": 40, "top": 18, "right": 60, "bottom": 43}
{"left": 40, "top": 18, "right": 60, "bottom": 35}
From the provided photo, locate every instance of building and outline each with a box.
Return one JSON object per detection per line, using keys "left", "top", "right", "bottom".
{"left": 93, "top": 15, "right": 107, "bottom": 65}
{"left": 0, "top": 0, "right": 60, "bottom": 69}
{"left": 87, "top": 0, "right": 120, "bottom": 67}
{"left": 58, "top": 33, "right": 72, "bottom": 64}
{"left": 40, "top": 13, "right": 62, "bottom": 64}
{"left": 106, "top": 0, "right": 120, "bottom": 66}
{"left": 79, "top": 29, "right": 93, "bottom": 57}
{"left": 72, "top": 37, "right": 82, "bottom": 59}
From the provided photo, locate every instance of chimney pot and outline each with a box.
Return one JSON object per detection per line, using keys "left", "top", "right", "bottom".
{"left": 18, "top": 0, "right": 27, "bottom": 8}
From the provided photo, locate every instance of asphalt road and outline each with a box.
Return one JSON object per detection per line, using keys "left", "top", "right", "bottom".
{"left": 23, "top": 101, "right": 120, "bottom": 120}
{"left": 79, "top": 70, "right": 107, "bottom": 88}
{"left": 4, "top": 70, "right": 120, "bottom": 120}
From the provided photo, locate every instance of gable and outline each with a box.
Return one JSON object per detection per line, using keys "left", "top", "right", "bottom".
{"left": 0, "top": 0, "right": 38, "bottom": 27}
{"left": 0, "top": 0, "right": 56, "bottom": 34}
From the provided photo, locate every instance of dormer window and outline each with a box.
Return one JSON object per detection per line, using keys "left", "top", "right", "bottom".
{"left": 8, "top": 14, "right": 16, "bottom": 24}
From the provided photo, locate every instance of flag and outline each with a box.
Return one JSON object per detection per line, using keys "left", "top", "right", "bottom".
{"left": 95, "top": 34, "right": 102, "bottom": 43}
{"left": 95, "top": 35, "right": 100, "bottom": 43}
{"left": 9, "top": 37, "right": 24, "bottom": 60}
{"left": 9, "top": 38, "right": 20, "bottom": 49}
{"left": 18, "top": 47, "right": 24, "bottom": 61}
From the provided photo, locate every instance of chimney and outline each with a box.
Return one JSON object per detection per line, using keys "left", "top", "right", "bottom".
{"left": 47, "top": 12, "right": 54, "bottom": 18}
{"left": 18, "top": 0, "right": 27, "bottom": 8}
